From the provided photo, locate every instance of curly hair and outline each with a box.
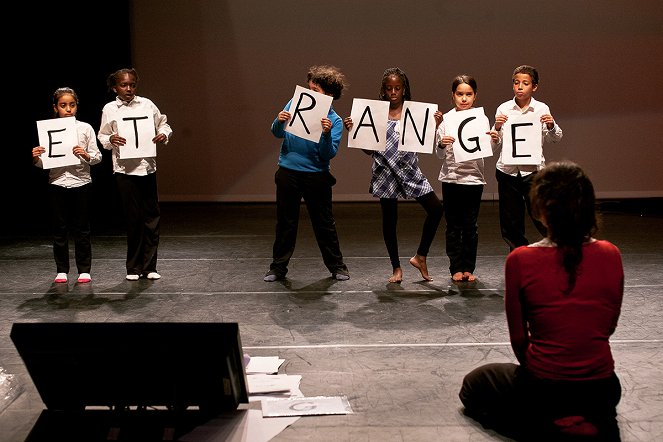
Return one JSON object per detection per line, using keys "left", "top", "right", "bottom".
{"left": 307, "top": 65, "right": 347, "bottom": 100}
{"left": 379, "top": 67, "right": 411, "bottom": 101}
{"left": 530, "top": 161, "right": 599, "bottom": 292}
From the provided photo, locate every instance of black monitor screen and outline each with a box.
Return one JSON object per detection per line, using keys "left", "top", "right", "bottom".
{"left": 10, "top": 322, "right": 249, "bottom": 414}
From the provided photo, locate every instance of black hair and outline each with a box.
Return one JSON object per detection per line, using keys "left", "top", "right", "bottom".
{"left": 107, "top": 68, "right": 139, "bottom": 92}
{"left": 379, "top": 67, "right": 411, "bottom": 101}
{"left": 530, "top": 161, "right": 599, "bottom": 292}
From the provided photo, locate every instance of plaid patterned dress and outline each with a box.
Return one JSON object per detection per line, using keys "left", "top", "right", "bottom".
{"left": 369, "top": 119, "right": 433, "bottom": 199}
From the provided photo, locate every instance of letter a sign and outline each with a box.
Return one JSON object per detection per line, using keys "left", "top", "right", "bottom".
{"left": 347, "top": 99, "right": 389, "bottom": 151}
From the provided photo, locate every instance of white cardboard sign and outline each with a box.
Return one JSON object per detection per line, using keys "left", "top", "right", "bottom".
{"left": 117, "top": 113, "right": 157, "bottom": 159}
{"left": 36, "top": 117, "right": 79, "bottom": 169}
{"left": 399, "top": 100, "right": 438, "bottom": 154}
{"left": 443, "top": 107, "right": 493, "bottom": 162}
{"left": 347, "top": 99, "right": 389, "bottom": 152}
{"left": 501, "top": 113, "right": 542, "bottom": 165}
{"left": 285, "top": 85, "right": 333, "bottom": 143}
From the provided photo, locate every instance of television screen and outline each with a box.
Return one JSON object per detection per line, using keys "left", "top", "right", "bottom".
{"left": 10, "top": 322, "right": 249, "bottom": 414}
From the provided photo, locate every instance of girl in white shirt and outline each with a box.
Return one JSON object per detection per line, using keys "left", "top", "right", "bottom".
{"left": 436, "top": 76, "right": 498, "bottom": 282}
{"left": 98, "top": 68, "right": 172, "bottom": 281}
{"left": 32, "top": 87, "right": 102, "bottom": 284}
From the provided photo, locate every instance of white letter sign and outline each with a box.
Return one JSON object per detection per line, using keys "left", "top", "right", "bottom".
{"left": 347, "top": 99, "right": 389, "bottom": 152}
{"left": 399, "top": 101, "right": 438, "bottom": 154}
{"left": 36, "top": 117, "right": 79, "bottom": 169}
{"left": 285, "top": 85, "right": 333, "bottom": 143}
{"left": 442, "top": 107, "right": 493, "bottom": 162}
{"left": 501, "top": 113, "right": 542, "bottom": 165}
{"left": 118, "top": 113, "right": 157, "bottom": 159}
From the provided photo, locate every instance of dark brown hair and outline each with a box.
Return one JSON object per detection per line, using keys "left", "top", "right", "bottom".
{"left": 513, "top": 65, "right": 539, "bottom": 85}
{"left": 52, "top": 87, "right": 78, "bottom": 117}
{"left": 451, "top": 75, "right": 477, "bottom": 94}
{"left": 530, "top": 161, "right": 598, "bottom": 292}
{"left": 307, "top": 65, "right": 347, "bottom": 100}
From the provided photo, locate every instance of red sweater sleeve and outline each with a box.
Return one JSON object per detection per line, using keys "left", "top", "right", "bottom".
{"left": 505, "top": 249, "right": 528, "bottom": 365}
{"left": 503, "top": 241, "right": 623, "bottom": 380}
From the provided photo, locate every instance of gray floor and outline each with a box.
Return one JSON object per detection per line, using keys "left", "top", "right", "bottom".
{"left": 0, "top": 200, "right": 661, "bottom": 441}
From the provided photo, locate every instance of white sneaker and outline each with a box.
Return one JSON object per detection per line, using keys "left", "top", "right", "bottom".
{"left": 146, "top": 272, "right": 161, "bottom": 280}
{"left": 77, "top": 273, "right": 91, "bottom": 283}
{"left": 54, "top": 273, "right": 67, "bottom": 283}
{"left": 126, "top": 274, "right": 140, "bottom": 281}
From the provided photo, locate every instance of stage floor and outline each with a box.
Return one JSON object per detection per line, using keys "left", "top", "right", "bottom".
{"left": 0, "top": 201, "right": 661, "bottom": 441}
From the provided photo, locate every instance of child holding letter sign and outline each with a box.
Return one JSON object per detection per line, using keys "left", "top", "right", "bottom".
{"left": 98, "top": 68, "right": 172, "bottom": 281}
{"left": 436, "top": 75, "right": 498, "bottom": 282}
{"left": 32, "top": 87, "right": 102, "bottom": 284}
{"left": 343, "top": 67, "right": 443, "bottom": 283}
{"left": 263, "top": 65, "right": 350, "bottom": 282}
{"left": 493, "top": 65, "right": 563, "bottom": 250}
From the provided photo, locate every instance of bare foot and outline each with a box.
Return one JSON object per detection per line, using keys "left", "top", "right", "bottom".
{"left": 388, "top": 267, "right": 403, "bottom": 283}
{"left": 463, "top": 272, "right": 476, "bottom": 282}
{"left": 452, "top": 272, "right": 464, "bottom": 282}
{"left": 409, "top": 255, "right": 433, "bottom": 281}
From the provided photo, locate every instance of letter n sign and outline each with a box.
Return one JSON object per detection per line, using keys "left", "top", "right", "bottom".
{"left": 399, "top": 101, "right": 437, "bottom": 154}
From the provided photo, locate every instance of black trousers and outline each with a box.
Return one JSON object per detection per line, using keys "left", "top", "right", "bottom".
{"left": 379, "top": 191, "right": 443, "bottom": 269}
{"left": 495, "top": 169, "right": 546, "bottom": 250}
{"left": 115, "top": 172, "right": 160, "bottom": 275}
{"left": 269, "top": 167, "right": 347, "bottom": 276}
{"left": 441, "top": 182, "right": 483, "bottom": 275}
{"left": 49, "top": 183, "right": 92, "bottom": 274}
{"left": 459, "top": 362, "right": 622, "bottom": 441}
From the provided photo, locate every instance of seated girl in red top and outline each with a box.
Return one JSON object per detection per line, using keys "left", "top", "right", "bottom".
{"left": 459, "top": 161, "right": 624, "bottom": 441}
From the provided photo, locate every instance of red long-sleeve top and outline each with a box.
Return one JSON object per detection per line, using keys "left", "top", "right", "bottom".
{"left": 505, "top": 239, "right": 624, "bottom": 380}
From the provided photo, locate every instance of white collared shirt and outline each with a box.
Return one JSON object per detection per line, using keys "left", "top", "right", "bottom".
{"left": 492, "top": 96, "right": 563, "bottom": 177}
{"left": 98, "top": 95, "right": 172, "bottom": 176}
{"left": 35, "top": 120, "right": 102, "bottom": 188}
{"left": 435, "top": 108, "right": 486, "bottom": 185}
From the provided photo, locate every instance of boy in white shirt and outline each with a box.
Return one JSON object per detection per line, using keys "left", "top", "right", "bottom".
{"left": 492, "top": 65, "right": 563, "bottom": 250}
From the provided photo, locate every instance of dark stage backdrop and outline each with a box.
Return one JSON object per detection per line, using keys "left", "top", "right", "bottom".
{"left": 11, "top": 2, "right": 132, "bottom": 232}
{"left": 130, "top": 1, "right": 663, "bottom": 202}
{"left": 9, "top": 1, "right": 663, "bottom": 233}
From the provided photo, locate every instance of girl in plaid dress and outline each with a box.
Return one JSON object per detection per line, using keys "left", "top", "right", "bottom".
{"left": 344, "top": 68, "right": 443, "bottom": 283}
